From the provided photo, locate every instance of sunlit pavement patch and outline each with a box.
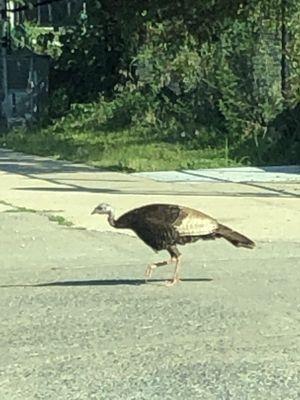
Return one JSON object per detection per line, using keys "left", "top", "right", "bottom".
{"left": 133, "top": 165, "right": 300, "bottom": 183}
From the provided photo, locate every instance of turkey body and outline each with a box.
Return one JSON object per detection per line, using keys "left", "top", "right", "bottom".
{"left": 114, "top": 203, "right": 255, "bottom": 255}
{"left": 92, "top": 202, "right": 255, "bottom": 285}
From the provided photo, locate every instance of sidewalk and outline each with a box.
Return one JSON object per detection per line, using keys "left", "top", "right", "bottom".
{"left": 133, "top": 165, "right": 300, "bottom": 182}
{"left": 0, "top": 149, "right": 299, "bottom": 241}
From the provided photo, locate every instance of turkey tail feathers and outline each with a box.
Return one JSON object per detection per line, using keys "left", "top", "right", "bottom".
{"left": 216, "top": 224, "right": 255, "bottom": 249}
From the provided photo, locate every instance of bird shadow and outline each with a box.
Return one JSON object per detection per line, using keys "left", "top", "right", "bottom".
{"left": 0, "top": 278, "right": 213, "bottom": 288}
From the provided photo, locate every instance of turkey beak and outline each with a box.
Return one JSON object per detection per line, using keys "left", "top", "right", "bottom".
{"left": 91, "top": 208, "right": 97, "bottom": 215}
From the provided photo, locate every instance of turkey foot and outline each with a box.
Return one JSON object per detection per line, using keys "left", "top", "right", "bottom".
{"left": 165, "top": 257, "right": 182, "bottom": 286}
{"left": 165, "top": 276, "right": 181, "bottom": 286}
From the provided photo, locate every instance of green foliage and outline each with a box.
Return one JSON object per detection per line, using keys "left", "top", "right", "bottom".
{"left": 215, "top": 16, "right": 284, "bottom": 153}
{"left": 51, "top": 0, "right": 123, "bottom": 101}
{"left": 6, "top": 0, "right": 300, "bottom": 167}
{"left": 11, "top": 21, "right": 61, "bottom": 58}
{"left": 255, "top": 103, "right": 300, "bottom": 164}
{"left": 111, "top": 19, "right": 226, "bottom": 148}
{"left": 46, "top": 88, "right": 70, "bottom": 119}
{"left": 0, "top": 99, "right": 241, "bottom": 172}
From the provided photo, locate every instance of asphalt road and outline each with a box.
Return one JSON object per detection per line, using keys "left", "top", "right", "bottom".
{"left": 1, "top": 212, "right": 299, "bottom": 400}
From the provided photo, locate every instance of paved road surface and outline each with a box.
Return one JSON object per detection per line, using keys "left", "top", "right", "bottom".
{"left": 0, "top": 149, "right": 299, "bottom": 399}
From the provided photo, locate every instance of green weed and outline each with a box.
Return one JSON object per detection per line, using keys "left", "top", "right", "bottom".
{"left": 47, "top": 215, "right": 74, "bottom": 227}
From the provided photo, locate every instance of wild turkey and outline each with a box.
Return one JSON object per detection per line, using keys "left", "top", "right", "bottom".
{"left": 91, "top": 203, "right": 255, "bottom": 286}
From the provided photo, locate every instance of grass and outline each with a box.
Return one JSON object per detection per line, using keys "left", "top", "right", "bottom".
{"left": 47, "top": 215, "right": 74, "bottom": 227}
{"left": 0, "top": 124, "right": 243, "bottom": 172}
{"left": 0, "top": 200, "right": 73, "bottom": 227}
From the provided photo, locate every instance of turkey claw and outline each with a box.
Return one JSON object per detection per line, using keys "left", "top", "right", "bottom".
{"left": 165, "top": 277, "right": 181, "bottom": 287}
{"left": 145, "top": 264, "right": 156, "bottom": 281}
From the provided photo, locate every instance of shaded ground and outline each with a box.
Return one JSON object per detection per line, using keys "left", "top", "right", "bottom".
{"left": 1, "top": 212, "right": 299, "bottom": 400}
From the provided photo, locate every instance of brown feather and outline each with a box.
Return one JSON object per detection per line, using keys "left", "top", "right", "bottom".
{"left": 215, "top": 224, "right": 255, "bottom": 249}
{"left": 114, "top": 203, "right": 255, "bottom": 252}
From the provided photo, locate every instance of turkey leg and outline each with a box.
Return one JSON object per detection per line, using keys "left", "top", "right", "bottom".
{"left": 165, "top": 256, "right": 182, "bottom": 286}
{"left": 145, "top": 258, "right": 175, "bottom": 281}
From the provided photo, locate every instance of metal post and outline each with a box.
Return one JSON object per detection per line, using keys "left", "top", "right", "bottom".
{"left": 281, "top": 0, "right": 288, "bottom": 101}
{"left": 0, "top": 0, "right": 8, "bottom": 125}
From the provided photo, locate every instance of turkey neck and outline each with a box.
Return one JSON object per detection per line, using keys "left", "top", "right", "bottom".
{"left": 107, "top": 210, "right": 117, "bottom": 227}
